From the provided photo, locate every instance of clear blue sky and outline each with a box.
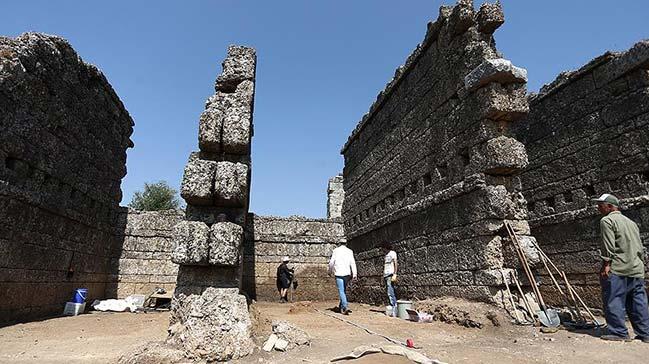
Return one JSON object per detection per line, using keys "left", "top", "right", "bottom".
{"left": 2, "top": 1, "right": 647, "bottom": 217}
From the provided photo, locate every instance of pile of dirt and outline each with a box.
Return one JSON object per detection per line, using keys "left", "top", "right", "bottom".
{"left": 118, "top": 341, "right": 189, "bottom": 364}
{"left": 249, "top": 302, "right": 272, "bottom": 342}
{"left": 413, "top": 297, "right": 507, "bottom": 329}
{"left": 288, "top": 301, "right": 315, "bottom": 314}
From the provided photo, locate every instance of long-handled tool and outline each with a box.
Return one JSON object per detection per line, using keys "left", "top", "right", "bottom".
{"left": 511, "top": 271, "right": 535, "bottom": 323}
{"left": 505, "top": 222, "right": 560, "bottom": 327}
{"left": 563, "top": 274, "right": 602, "bottom": 327}
{"left": 537, "top": 252, "right": 585, "bottom": 322}
{"left": 559, "top": 271, "right": 586, "bottom": 323}
{"left": 499, "top": 266, "right": 526, "bottom": 324}
{"left": 527, "top": 237, "right": 595, "bottom": 326}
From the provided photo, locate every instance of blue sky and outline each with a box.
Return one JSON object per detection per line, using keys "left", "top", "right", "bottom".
{"left": 2, "top": 1, "right": 647, "bottom": 217}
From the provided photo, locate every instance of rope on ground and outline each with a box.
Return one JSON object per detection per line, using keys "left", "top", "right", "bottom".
{"left": 314, "top": 308, "right": 410, "bottom": 348}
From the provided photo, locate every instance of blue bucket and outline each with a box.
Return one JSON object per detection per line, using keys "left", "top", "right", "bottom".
{"left": 73, "top": 288, "right": 88, "bottom": 303}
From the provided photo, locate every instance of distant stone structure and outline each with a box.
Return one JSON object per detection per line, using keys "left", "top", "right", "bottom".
{"left": 327, "top": 175, "right": 344, "bottom": 219}
{"left": 514, "top": 41, "right": 649, "bottom": 306}
{"left": 340, "top": 0, "right": 532, "bottom": 304}
{"left": 166, "top": 46, "right": 256, "bottom": 362}
{"left": 108, "top": 209, "right": 183, "bottom": 298}
{"left": 242, "top": 214, "right": 345, "bottom": 301}
{"left": 0, "top": 33, "right": 133, "bottom": 324}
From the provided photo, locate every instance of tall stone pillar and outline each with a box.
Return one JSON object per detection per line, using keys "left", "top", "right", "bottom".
{"left": 167, "top": 45, "right": 256, "bottom": 362}
{"left": 327, "top": 174, "right": 344, "bottom": 219}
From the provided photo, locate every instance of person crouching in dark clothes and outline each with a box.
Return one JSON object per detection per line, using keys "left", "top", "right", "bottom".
{"left": 276, "top": 256, "right": 294, "bottom": 303}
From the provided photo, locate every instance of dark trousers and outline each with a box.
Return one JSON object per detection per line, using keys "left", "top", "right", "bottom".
{"left": 600, "top": 273, "right": 649, "bottom": 338}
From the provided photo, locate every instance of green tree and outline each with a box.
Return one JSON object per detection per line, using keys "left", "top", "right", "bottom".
{"left": 128, "top": 181, "right": 181, "bottom": 211}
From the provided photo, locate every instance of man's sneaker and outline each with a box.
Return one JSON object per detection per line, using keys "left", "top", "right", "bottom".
{"left": 341, "top": 308, "right": 349, "bottom": 315}
{"left": 600, "top": 334, "right": 632, "bottom": 342}
{"left": 635, "top": 336, "right": 649, "bottom": 343}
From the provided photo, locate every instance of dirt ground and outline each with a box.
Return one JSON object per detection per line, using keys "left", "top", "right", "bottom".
{"left": 0, "top": 311, "right": 168, "bottom": 364}
{"left": 2, "top": 301, "right": 649, "bottom": 364}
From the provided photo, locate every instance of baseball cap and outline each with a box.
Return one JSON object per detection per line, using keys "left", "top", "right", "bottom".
{"left": 282, "top": 256, "right": 290, "bottom": 262}
{"left": 592, "top": 193, "right": 620, "bottom": 207}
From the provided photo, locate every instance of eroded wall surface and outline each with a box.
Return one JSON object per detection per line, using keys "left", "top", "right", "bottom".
{"left": 341, "top": 1, "right": 532, "bottom": 304}
{"left": 108, "top": 209, "right": 183, "bottom": 298}
{"left": 514, "top": 41, "right": 649, "bottom": 306}
{"left": 242, "top": 215, "right": 345, "bottom": 301}
{"left": 0, "top": 33, "right": 133, "bottom": 324}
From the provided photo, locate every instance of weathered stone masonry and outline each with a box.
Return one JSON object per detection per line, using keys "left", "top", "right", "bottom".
{"left": 108, "top": 209, "right": 183, "bottom": 298}
{"left": 166, "top": 46, "right": 256, "bottom": 362}
{"left": 514, "top": 41, "right": 649, "bottom": 306}
{"left": 0, "top": 33, "right": 133, "bottom": 324}
{"left": 341, "top": 1, "right": 533, "bottom": 305}
{"left": 242, "top": 214, "right": 344, "bottom": 301}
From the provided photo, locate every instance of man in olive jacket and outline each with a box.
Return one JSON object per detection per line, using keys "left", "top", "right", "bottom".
{"left": 594, "top": 193, "right": 649, "bottom": 342}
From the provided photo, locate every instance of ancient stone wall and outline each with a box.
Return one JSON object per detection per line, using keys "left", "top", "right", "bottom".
{"left": 0, "top": 33, "right": 133, "bottom": 324}
{"left": 514, "top": 41, "right": 649, "bottom": 306}
{"left": 341, "top": 1, "right": 532, "bottom": 305}
{"left": 242, "top": 215, "right": 345, "bottom": 301}
{"left": 108, "top": 209, "right": 183, "bottom": 298}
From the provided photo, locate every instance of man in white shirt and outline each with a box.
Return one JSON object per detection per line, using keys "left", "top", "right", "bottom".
{"left": 328, "top": 242, "right": 357, "bottom": 315}
{"left": 382, "top": 242, "right": 398, "bottom": 317}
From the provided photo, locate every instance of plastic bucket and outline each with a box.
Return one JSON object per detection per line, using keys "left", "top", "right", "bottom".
{"left": 73, "top": 288, "right": 88, "bottom": 303}
{"left": 396, "top": 300, "right": 413, "bottom": 320}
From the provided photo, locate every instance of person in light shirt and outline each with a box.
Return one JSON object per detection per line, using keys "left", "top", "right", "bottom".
{"left": 328, "top": 242, "right": 357, "bottom": 315}
{"left": 382, "top": 242, "right": 398, "bottom": 317}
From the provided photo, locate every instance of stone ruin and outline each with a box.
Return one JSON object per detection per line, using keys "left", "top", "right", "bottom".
{"left": 0, "top": 33, "right": 134, "bottom": 324}
{"left": 166, "top": 45, "right": 256, "bottom": 361}
{"left": 514, "top": 40, "right": 649, "bottom": 305}
{"left": 1, "top": 3, "right": 649, "bottom": 362}
{"left": 341, "top": 0, "right": 532, "bottom": 304}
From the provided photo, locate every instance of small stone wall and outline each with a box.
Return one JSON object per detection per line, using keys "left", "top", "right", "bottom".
{"left": 242, "top": 215, "right": 345, "bottom": 301}
{"left": 108, "top": 209, "right": 183, "bottom": 298}
{"left": 514, "top": 41, "right": 649, "bottom": 306}
{"left": 0, "top": 33, "right": 133, "bottom": 324}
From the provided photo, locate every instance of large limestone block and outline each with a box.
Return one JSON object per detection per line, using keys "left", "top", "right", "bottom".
{"left": 222, "top": 80, "right": 254, "bottom": 154}
{"left": 168, "top": 287, "right": 253, "bottom": 361}
{"left": 216, "top": 45, "right": 256, "bottom": 92}
{"left": 198, "top": 94, "right": 225, "bottom": 153}
{"left": 171, "top": 220, "right": 210, "bottom": 266}
{"left": 209, "top": 222, "right": 243, "bottom": 266}
{"left": 180, "top": 153, "right": 216, "bottom": 205}
{"left": 465, "top": 59, "right": 528, "bottom": 91}
{"left": 214, "top": 161, "right": 249, "bottom": 207}
{"left": 198, "top": 80, "right": 254, "bottom": 154}
{"left": 474, "top": 136, "right": 528, "bottom": 175}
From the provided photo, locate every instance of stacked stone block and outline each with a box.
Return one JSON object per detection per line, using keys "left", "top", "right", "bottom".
{"left": 514, "top": 41, "right": 649, "bottom": 306}
{"left": 108, "top": 209, "right": 183, "bottom": 298}
{"left": 242, "top": 215, "right": 345, "bottom": 301}
{"left": 167, "top": 46, "right": 256, "bottom": 362}
{"left": 0, "top": 33, "right": 133, "bottom": 324}
{"left": 327, "top": 174, "right": 345, "bottom": 219}
{"left": 340, "top": 1, "right": 532, "bottom": 304}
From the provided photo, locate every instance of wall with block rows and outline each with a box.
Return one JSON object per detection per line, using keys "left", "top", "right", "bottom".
{"left": 514, "top": 41, "right": 649, "bottom": 307}
{"left": 107, "top": 209, "right": 183, "bottom": 298}
{"left": 0, "top": 33, "right": 133, "bottom": 324}
{"left": 242, "top": 215, "right": 345, "bottom": 301}
{"left": 341, "top": 1, "right": 533, "bottom": 305}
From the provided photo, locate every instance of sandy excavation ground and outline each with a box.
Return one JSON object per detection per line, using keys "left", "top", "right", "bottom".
{"left": 2, "top": 300, "right": 649, "bottom": 364}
